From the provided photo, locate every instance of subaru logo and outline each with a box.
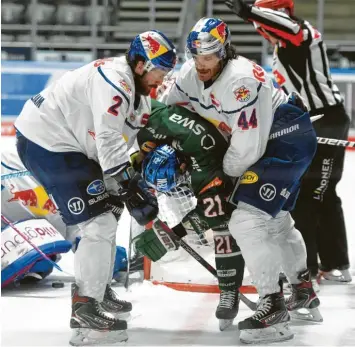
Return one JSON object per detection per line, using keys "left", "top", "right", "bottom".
{"left": 87, "top": 180, "right": 105, "bottom": 196}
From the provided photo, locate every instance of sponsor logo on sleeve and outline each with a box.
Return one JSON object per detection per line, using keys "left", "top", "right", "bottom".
{"left": 259, "top": 183, "right": 276, "bottom": 201}
{"left": 86, "top": 180, "right": 106, "bottom": 196}
{"left": 68, "top": 197, "right": 85, "bottom": 215}
{"left": 240, "top": 171, "right": 259, "bottom": 184}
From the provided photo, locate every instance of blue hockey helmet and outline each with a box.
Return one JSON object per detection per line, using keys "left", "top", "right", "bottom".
{"left": 142, "top": 144, "right": 187, "bottom": 193}
{"left": 186, "top": 17, "right": 231, "bottom": 60}
{"left": 127, "top": 30, "right": 177, "bottom": 73}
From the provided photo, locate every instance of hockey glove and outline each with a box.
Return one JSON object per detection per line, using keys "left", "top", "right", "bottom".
{"left": 114, "top": 164, "right": 159, "bottom": 226}
{"left": 105, "top": 195, "right": 124, "bottom": 221}
{"left": 224, "top": 0, "right": 251, "bottom": 20}
{"left": 130, "top": 150, "right": 146, "bottom": 172}
{"left": 134, "top": 220, "right": 180, "bottom": 262}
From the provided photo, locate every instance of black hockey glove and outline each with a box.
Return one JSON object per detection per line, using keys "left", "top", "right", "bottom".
{"left": 105, "top": 195, "right": 125, "bottom": 221}
{"left": 113, "top": 164, "right": 158, "bottom": 226}
{"left": 224, "top": 0, "right": 251, "bottom": 20}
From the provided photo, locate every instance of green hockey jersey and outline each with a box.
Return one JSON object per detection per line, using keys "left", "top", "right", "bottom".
{"left": 137, "top": 99, "right": 233, "bottom": 229}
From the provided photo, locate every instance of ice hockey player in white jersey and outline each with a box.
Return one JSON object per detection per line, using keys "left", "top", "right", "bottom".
{"left": 161, "top": 17, "right": 322, "bottom": 343}
{"left": 1, "top": 146, "right": 127, "bottom": 286}
{"left": 14, "top": 30, "right": 177, "bottom": 346}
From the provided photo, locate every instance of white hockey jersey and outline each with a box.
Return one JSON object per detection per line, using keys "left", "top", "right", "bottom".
{"left": 161, "top": 57, "right": 288, "bottom": 177}
{"left": 15, "top": 56, "right": 151, "bottom": 175}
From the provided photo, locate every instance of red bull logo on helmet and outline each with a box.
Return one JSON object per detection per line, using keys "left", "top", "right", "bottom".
{"left": 8, "top": 184, "right": 57, "bottom": 216}
{"left": 141, "top": 32, "right": 168, "bottom": 60}
{"left": 192, "top": 40, "right": 202, "bottom": 48}
{"left": 210, "top": 21, "right": 227, "bottom": 44}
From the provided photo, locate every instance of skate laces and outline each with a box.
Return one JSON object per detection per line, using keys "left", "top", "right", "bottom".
{"left": 106, "top": 286, "right": 129, "bottom": 304}
{"left": 95, "top": 301, "right": 117, "bottom": 321}
{"left": 220, "top": 291, "right": 235, "bottom": 309}
{"left": 252, "top": 296, "right": 273, "bottom": 320}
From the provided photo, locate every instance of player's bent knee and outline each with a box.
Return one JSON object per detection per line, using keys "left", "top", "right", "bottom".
{"left": 229, "top": 202, "right": 269, "bottom": 244}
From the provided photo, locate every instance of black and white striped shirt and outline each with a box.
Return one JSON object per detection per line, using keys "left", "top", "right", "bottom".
{"left": 246, "top": 6, "right": 343, "bottom": 114}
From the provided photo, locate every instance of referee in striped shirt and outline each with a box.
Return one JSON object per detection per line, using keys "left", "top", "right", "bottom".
{"left": 225, "top": 0, "right": 352, "bottom": 283}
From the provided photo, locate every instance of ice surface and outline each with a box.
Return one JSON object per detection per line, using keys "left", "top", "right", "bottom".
{"left": 1, "top": 137, "right": 355, "bottom": 346}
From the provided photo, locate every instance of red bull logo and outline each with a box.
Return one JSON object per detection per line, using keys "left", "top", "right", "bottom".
{"left": 192, "top": 40, "right": 202, "bottom": 48}
{"left": 216, "top": 22, "right": 227, "bottom": 42}
{"left": 43, "top": 198, "right": 57, "bottom": 214}
{"left": 119, "top": 80, "right": 131, "bottom": 94}
{"left": 234, "top": 85, "right": 251, "bottom": 102}
{"left": 142, "top": 33, "right": 168, "bottom": 59}
{"left": 145, "top": 34, "right": 160, "bottom": 54}
{"left": 8, "top": 185, "right": 37, "bottom": 207}
{"left": 8, "top": 185, "right": 57, "bottom": 216}
{"left": 210, "top": 22, "right": 227, "bottom": 44}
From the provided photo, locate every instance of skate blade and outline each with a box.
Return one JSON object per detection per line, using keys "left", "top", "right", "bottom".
{"left": 239, "top": 322, "right": 294, "bottom": 344}
{"left": 290, "top": 307, "right": 323, "bottom": 322}
{"left": 69, "top": 328, "right": 128, "bottom": 346}
{"left": 321, "top": 270, "right": 352, "bottom": 283}
{"left": 219, "top": 319, "right": 234, "bottom": 331}
{"left": 112, "top": 311, "right": 131, "bottom": 321}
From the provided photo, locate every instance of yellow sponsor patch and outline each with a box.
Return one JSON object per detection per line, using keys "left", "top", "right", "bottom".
{"left": 240, "top": 171, "right": 258, "bottom": 184}
{"left": 141, "top": 141, "right": 157, "bottom": 153}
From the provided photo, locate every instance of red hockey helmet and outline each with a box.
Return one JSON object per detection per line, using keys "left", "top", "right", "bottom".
{"left": 254, "top": 0, "right": 294, "bottom": 16}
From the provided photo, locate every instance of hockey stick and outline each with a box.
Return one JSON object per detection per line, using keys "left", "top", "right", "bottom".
{"left": 317, "top": 137, "right": 355, "bottom": 148}
{"left": 124, "top": 216, "right": 134, "bottom": 291}
{"left": 156, "top": 220, "right": 257, "bottom": 311}
{"left": 1, "top": 214, "right": 67, "bottom": 274}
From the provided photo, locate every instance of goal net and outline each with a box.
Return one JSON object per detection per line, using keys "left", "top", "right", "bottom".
{"left": 143, "top": 185, "right": 256, "bottom": 293}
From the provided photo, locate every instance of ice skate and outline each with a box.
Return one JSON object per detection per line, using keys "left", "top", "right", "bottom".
{"left": 320, "top": 267, "right": 352, "bottom": 283}
{"left": 70, "top": 284, "right": 128, "bottom": 346}
{"left": 238, "top": 291, "right": 293, "bottom": 344}
{"left": 100, "top": 285, "right": 132, "bottom": 319}
{"left": 285, "top": 269, "right": 323, "bottom": 322}
{"left": 215, "top": 290, "right": 240, "bottom": 331}
{"left": 311, "top": 275, "right": 321, "bottom": 293}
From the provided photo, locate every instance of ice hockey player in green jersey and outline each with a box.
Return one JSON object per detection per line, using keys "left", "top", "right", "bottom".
{"left": 133, "top": 99, "right": 245, "bottom": 330}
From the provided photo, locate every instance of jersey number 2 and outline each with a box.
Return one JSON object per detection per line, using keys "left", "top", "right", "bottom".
{"left": 107, "top": 95, "right": 123, "bottom": 117}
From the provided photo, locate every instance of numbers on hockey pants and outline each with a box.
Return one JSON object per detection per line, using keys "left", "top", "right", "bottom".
{"left": 107, "top": 95, "right": 123, "bottom": 117}
{"left": 215, "top": 235, "right": 233, "bottom": 254}
{"left": 203, "top": 195, "right": 225, "bottom": 217}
